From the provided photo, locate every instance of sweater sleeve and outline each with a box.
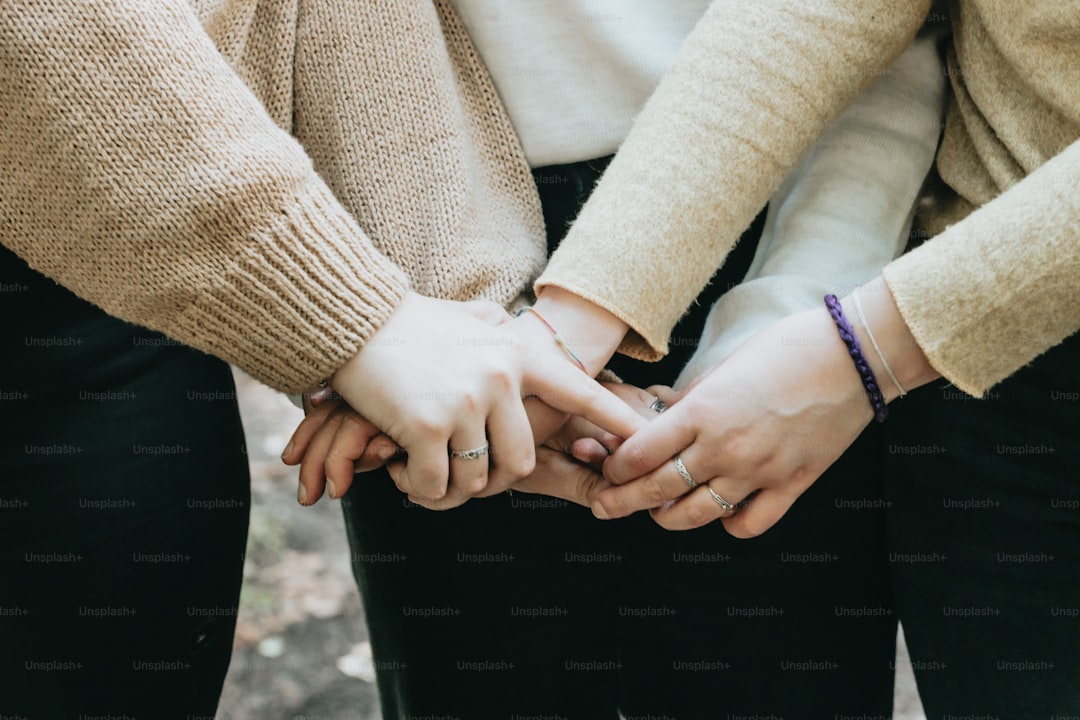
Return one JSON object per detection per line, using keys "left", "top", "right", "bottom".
{"left": 0, "top": 0, "right": 409, "bottom": 394}
{"left": 535, "top": 0, "right": 933, "bottom": 361}
{"left": 883, "top": 137, "right": 1080, "bottom": 397}
{"left": 676, "top": 35, "right": 946, "bottom": 387}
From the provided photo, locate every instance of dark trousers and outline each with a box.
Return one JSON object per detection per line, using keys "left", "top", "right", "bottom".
{"left": 0, "top": 247, "right": 250, "bottom": 719}
{"left": 885, "top": 332, "right": 1080, "bottom": 719}
{"left": 344, "top": 158, "right": 897, "bottom": 719}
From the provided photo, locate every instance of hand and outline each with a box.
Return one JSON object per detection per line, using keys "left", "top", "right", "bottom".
{"left": 283, "top": 298, "right": 511, "bottom": 505}
{"left": 282, "top": 398, "right": 400, "bottom": 504}
{"left": 506, "top": 382, "right": 677, "bottom": 507}
{"left": 596, "top": 281, "right": 938, "bottom": 537}
{"left": 326, "top": 292, "right": 644, "bottom": 504}
{"left": 596, "top": 307, "right": 871, "bottom": 536}
{"left": 541, "top": 382, "right": 678, "bottom": 467}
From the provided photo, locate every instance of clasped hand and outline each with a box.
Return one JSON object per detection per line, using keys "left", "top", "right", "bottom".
{"left": 283, "top": 299, "right": 876, "bottom": 537}
{"left": 281, "top": 292, "right": 644, "bottom": 508}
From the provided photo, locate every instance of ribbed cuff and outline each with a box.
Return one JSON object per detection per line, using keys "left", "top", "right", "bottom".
{"left": 173, "top": 179, "right": 409, "bottom": 394}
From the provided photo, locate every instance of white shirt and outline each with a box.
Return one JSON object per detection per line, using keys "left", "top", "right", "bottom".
{"left": 450, "top": 4, "right": 945, "bottom": 382}
{"left": 451, "top": 1, "right": 710, "bottom": 167}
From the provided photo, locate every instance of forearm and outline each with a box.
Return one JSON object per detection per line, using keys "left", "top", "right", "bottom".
{"left": 0, "top": 0, "right": 408, "bottom": 393}
{"left": 537, "top": 0, "right": 932, "bottom": 362}
{"left": 883, "top": 137, "right": 1080, "bottom": 396}
{"left": 529, "top": 287, "right": 629, "bottom": 377}
{"left": 678, "top": 34, "right": 946, "bottom": 386}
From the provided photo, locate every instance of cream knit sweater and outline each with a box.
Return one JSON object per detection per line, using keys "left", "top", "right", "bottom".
{"left": 539, "top": 0, "right": 1080, "bottom": 396}
{"left": 3, "top": 1, "right": 1078, "bottom": 397}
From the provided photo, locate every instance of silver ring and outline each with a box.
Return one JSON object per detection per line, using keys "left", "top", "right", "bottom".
{"left": 707, "top": 486, "right": 736, "bottom": 511}
{"left": 650, "top": 398, "right": 667, "bottom": 414}
{"left": 673, "top": 456, "right": 696, "bottom": 489}
{"left": 449, "top": 443, "right": 490, "bottom": 461}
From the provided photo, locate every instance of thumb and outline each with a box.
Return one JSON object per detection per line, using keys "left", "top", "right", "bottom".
{"left": 511, "top": 448, "right": 613, "bottom": 508}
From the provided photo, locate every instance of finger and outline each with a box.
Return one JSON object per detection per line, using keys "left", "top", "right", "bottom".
{"left": 721, "top": 488, "right": 796, "bottom": 539}
{"left": 324, "top": 413, "right": 382, "bottom": 499}
{"left": 483, "top": 398, "right": 535, "bottom": 495}
{"left": 525, "top": 360, "right": 645, "bottom": 439}
{"left": 592, "top": 447, "right": 708, "bottom": 519}
{"left": 396, "top": 426, "right": 452, "bottom": 501}
{"left": 570, "top": 437, "right": 611, "bottom": 467}
{"left": 281, "top": 399, "right": 341, "bottom": 465}
{"left": 543, "top": 413, "right": 607, "bottom": 456}
{"left": 386, "top": 458, "right": 413, "bottom": 497}
{"left": 511, "top": 448, "right": 611, "bottom": 508}
{"left": 645, "top": 385, "right": 682, "bottom": 406}
{"left": 406, "top": 490, "right": 470, "bottom": 512}
{"left": 296, "top": 408, "right": 347, "bottom": 505}
{"left": 604, "top": 404, "right": 698, "bottom": 484}
{"left": 354, "top": 434, "right": 402, "bottom": 473}
{"left": 306, "top": 385, "right": 338, "bottom": 408}
{"left": 647, "top": 481, "right": 741, "bottom": 531}
{"left": 446, "top": 420, "right": 492, "bottom": 498}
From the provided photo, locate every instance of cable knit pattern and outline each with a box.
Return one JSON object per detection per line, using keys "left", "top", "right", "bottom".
{"left": 0, "top": 0, "right": 543, "bottom": 393}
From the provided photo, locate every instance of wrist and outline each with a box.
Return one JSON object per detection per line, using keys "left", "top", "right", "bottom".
{"left": 531, "top": 287, "right": 628, "bottom": 376}
{"left": 328, "top": 290, "right": 420, "bottom": 397}
{"left": 839, "top": 278, "right": 939, "bottom": 403}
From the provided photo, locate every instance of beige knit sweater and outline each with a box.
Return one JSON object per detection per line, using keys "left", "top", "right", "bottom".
{"left": 539, "top": 0, "right": 1080, "bottom": 396}
{"left": 1, "top": 0, "right": 544, "bottom": 393}
{"left": 3, "top": 1, "right": 1077, "bottom": 397}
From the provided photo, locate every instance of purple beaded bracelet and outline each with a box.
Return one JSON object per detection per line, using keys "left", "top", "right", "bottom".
{"left": 824, "top": 294, "right": 889, "bottom": 423}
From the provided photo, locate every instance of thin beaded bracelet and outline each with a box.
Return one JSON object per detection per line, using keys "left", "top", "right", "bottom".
{"left": 515, "top": 306, "right": 589, "bottom": 373}
{"left": 824, "top": 294, "right": 889, "bottom": 422}
{"left": 851, "top": 287, "right": 907, "bottom": 397}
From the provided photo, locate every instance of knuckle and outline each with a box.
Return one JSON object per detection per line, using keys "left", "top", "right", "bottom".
{"left": 460, "top": 474, "right": 489, "bottom": 497}
{"left": 683, "top": 502, "right": 716, "bottom": 529}
{"left": 514, "top": 448, "right": 537, "bottom": 480}
{"left": 409, "top": 415, "right": 450, "bottom": 439}
{"left": 411, "top": 470, "right": 447, "bottom": 500}
{"left": 624, "top": 442, "right": 652, "bottom": 477}
{"left": 486, "top": 366, "right": 516, "bottom": 394}
{"left": 595, "top": 492, "right": 621, "bottom": 519}
{"left": 341, "top": 413, "right": 371, "bottom": 434}
{"left": 644, "top": 475, "right": 669, "bottom": 509}
{"left": 730, "top": 515, "right": 766, "bottom": 538}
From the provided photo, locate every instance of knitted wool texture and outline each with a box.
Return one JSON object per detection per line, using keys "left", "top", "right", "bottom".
{"left": 539, "top": 0, "right": 1080, "bottom": 396}
{"left": 1, "top": 0, "right": 543, "bottom": 393}
{"left": 3, "top": 1, "right": 1079, "bottom": 396}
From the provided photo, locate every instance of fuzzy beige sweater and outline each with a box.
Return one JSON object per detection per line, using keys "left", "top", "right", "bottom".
{"left": 3, "top": 1, "right": 1078, "bottom": 397}
{"left": 539, "top": 0, "right": 1080, "bottom": 396}
{"left": 1, "top": 0, "right": 544, "bottom": 393}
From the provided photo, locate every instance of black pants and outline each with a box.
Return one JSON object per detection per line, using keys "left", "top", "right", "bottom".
{"left": 344, "top": 158, "right": 897, "bottom": 719}
{"left": 0, "top": 247, "right": 250, "bottom": 718}
{"left": 884, "top": 332, "right": 1080, "bottom": 719}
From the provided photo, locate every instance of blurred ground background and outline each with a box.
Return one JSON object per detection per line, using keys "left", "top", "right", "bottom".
{"left": 217, "top": 369, "right": 927, "bottom": 719}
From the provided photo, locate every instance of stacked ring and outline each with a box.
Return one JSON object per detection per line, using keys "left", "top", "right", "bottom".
{"left": 673, "top": 456, "right": 696, "bottom": 489}
{"left": 708, "top": 487, "right": 735, "bottom": 511}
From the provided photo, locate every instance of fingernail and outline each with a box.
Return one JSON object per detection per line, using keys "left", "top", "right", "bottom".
{"left": 592, "top": 501, "right": 609, "bottom": 520}
{"left": 281, "top": 440, "right": 294, "bottom": 461}
{"left": 326, "top": 478, "right": 337, "bottom": 499}
{"left": 297, "top": 483, "right": 308, "bottom": 506}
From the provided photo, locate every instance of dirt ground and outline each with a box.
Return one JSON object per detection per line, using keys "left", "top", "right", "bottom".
{"left": 217, "top": 369, "right": 926, "bottom": 719}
